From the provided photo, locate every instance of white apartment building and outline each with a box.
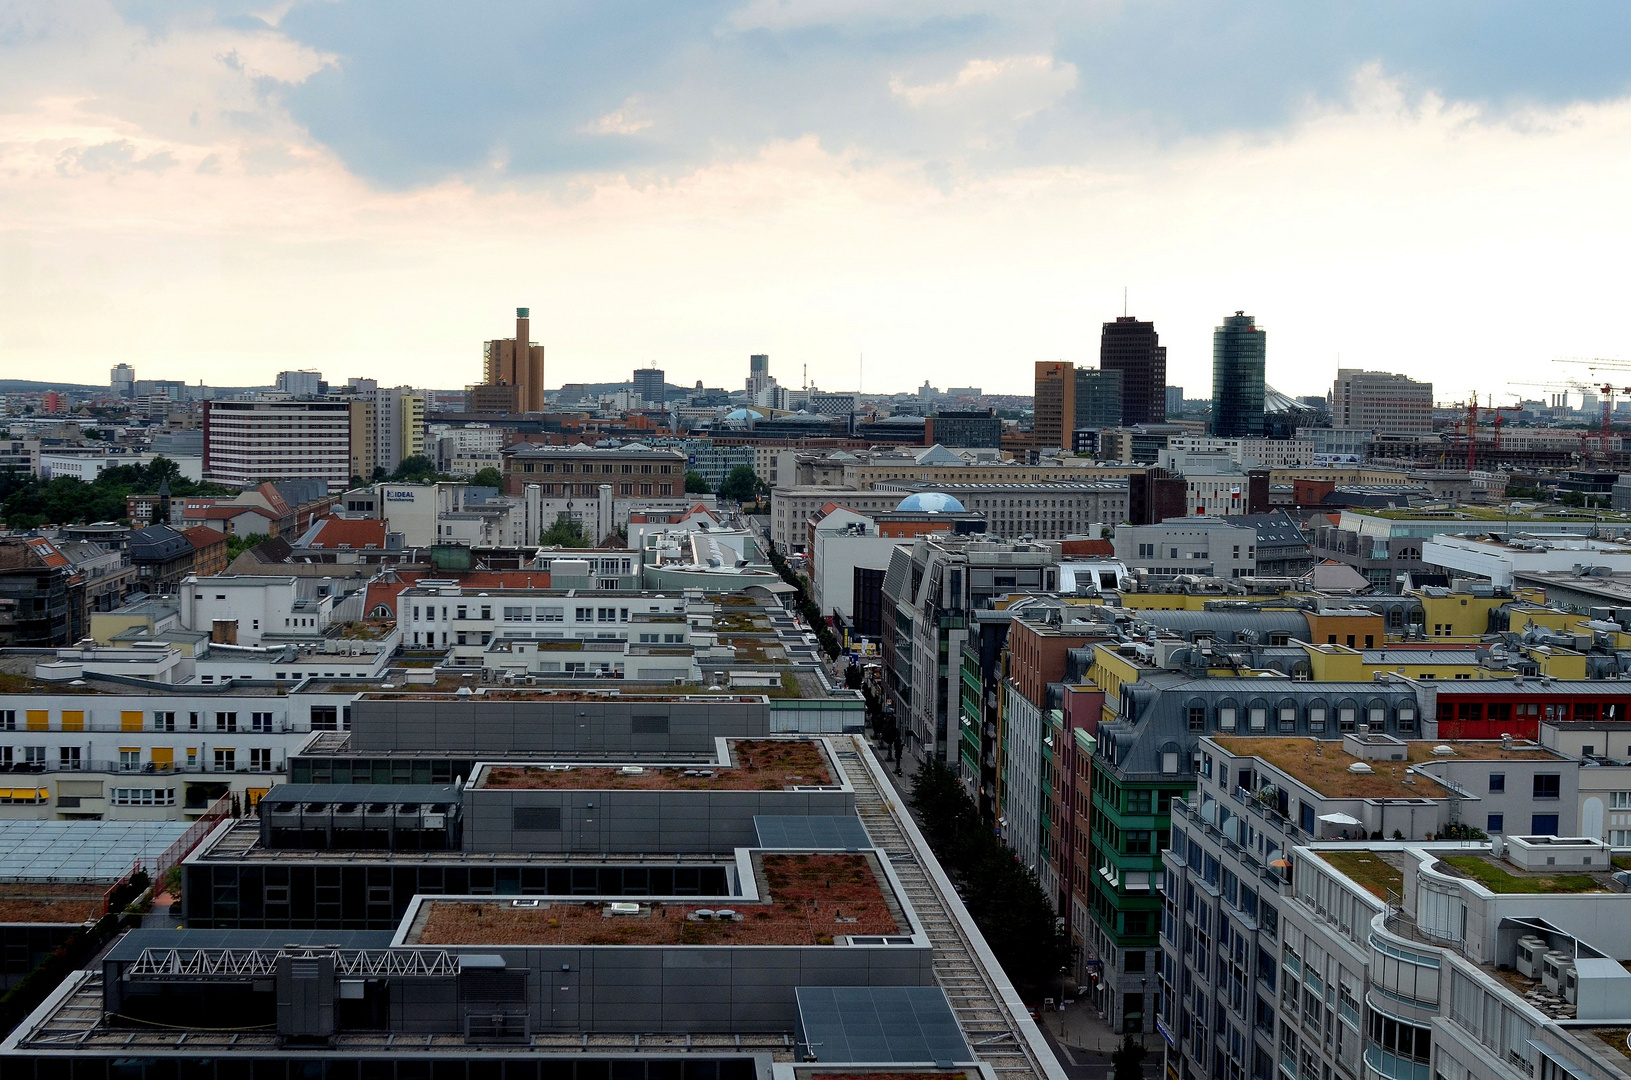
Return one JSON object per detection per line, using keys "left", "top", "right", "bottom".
{"left": 0, "top": 670, "right": 366, "bottom": 820}
{"left": 809, "top": 507, "right": 913, "bottom": 625}
{"left": 1332, "top": 368, "right": 1434, "bottom": 437}
{"left": 204, "top": 399, "right": 353, "bottom": 491}
{"left": 370, "top": 385, "right": 426, "bottom": 474}
{"left": 398, "top": 583, "right": 689, "bottom": 665}
{"left": 431, "top": 423, "right": 507, "bottom": 475}
{"left": 179, "top": 574, "right": 333, "bottom": 647}
{"left": 1166, "top": 435, "right": 1317, "bottom": 468}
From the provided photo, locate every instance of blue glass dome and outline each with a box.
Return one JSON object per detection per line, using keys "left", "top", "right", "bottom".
{"left": 723, "top": 407, "right": 763, "bottom": 422}
{"left": 895, "top": 492, "right": 966, "bottom": 514}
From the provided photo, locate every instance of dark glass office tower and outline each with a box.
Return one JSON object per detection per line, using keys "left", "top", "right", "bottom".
{"left": 1099, "top": 316, "right": 1167, "bottom": 425}
{"left": 1211, "top": 311, "right": 1266, "bottom": 437}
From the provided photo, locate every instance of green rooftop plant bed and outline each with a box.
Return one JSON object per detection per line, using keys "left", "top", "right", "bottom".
{"left": 1439, "top": 856, "right": 1603, "bottom": 894}
{"left": 1321, "top": 851, "right": 1403, "bottom": 900}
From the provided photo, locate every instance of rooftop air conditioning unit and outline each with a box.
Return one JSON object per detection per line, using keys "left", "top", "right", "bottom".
{"left": 1516, "top": 936, "right": 1547, "bottom": 978}
{"left": 1563, "top": 966, "right": 1579, "bottom": 1005}
{"left": 1542, "top": 952, "right": 1570, "bottom": 995}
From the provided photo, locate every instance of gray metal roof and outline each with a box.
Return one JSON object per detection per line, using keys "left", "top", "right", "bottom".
{"left": 0, "top": 820, "right": 192, "bottom": 883}
{"left": 260, "top": 784, "right": 462, "bottom": 806}
{"left": 105, "top": 928, "right": 397, "bottom": 962}
{"left": 754, "top": 816, "right": 872, "bottom": 850}
{"left": 1134, "top": 609, "right": 1311, "bottom": 637}
{"left": 796, "top": 986, "right": 973, "bottom": 1064}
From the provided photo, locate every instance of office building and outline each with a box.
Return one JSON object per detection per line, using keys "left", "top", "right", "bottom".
{"left": 203, "top": 399, "right": 354, "bottom": 491}
{"left": 1074, "top": 367, "right": 1124, "bottom": 429}
{"left": 1033, "top": 361, "right": 1074, "bottom": 451}
{"left": 881, "top": 537, "right": 1060, "bottom": 771}
{"left": 1331, "top": 368, "right": 1434, "bottom": 437}
{"left": 746, "top": 353, "right": 775, "bottom": 398}
{"left": 632, "top": 366, "right": 666, "bottom": 406}
{"left": 109, "top": 363, "right": 135, "bottom": 399}
{"left": 1100, "top": 316, "right": 1167, "bottom": 425}
{"left": 926, "top": 408, "right": 1001, "bottom": 448}
{"left": 1211, "top": 311, "right": 1267, "bottom": 438}
{"left": 479, "top": 307, "right": 547, "bottom": 413}
{"left": 0, "top": 685, "right": 1061, "bottom": 1080}
{"left": 1165, "top": 385, "right": 1184, "bottom": 414}
{"left": 501, "top": 443, "right": 687, "bottom": 499}
{"left": 275, "top": 370, "right": 323, "bottom": 397}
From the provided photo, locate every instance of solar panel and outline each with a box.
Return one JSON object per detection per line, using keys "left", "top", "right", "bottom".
{"left": 795, "top": 986, "right": 972, "bottom": 1064}
{"left": 754, "top": 816, "right": 872, "bottom": 850}
{"left": 0, "top": 820, "right": 192, "bottom": 883}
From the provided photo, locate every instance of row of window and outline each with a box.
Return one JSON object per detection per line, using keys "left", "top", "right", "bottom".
{"left": 1185, "top": 700, "right": 1416, "bottom": 733}
{"left": 0, "top": 747, "right": 275, "bottom": 772}
{"left": 0, "top": 711, "right": 278, "bottom": 733}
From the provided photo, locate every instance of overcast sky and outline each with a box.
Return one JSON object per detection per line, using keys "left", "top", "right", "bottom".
{"left": 3, "top": 2, "right": 1631, "bottom": 399}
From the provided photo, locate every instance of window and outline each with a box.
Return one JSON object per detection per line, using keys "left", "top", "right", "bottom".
{"left": 1487, "top": 814, "right": 1504, "bottom": 833}
{"left": 0, "top": 711, "right": 13, "bottom": 732}
{"left": 311, "top": 706, "right": 339, "bottom": 731}
{"left": 1219, "top": 707, "right": 1237, "bottom": 731}
{"left": 1533, "top": 774, "right": 1560, "bottom": 800}
{"left": 59, "top": 747, "right": 81, "bottom": 771}
{"left": 1613, "top": 792, "right": 1631, "bottom": 810}
{"left": 214, "top": 749, "right": 236, "bottom": 772}
{"left": 1489, "top": 773, "right": 1505, "bottom": 793}
{"left": 1338, "top": 706, "right": 1356, "bottom": 732}
{"left": 1249, "top": 707, "right": 1267, "bottom": 731}
{"left": 251, "top": 712, "right": 273, "bottom": 732}
{"left": 153, "top": 711, "right": 176, "bottom": 732}
{"left": 119, "top": 749, "right": 140, "bottom": 772}
{"left": 250, "top": 748, "right": 272, "bottom": 772}
{"left": 1398, "top": 706, "right": 1416, "bottom": 733}
{"left": 215, "top": 712, "right": 237, "bottom": 732}
{"left": 1531, "top": 814, "right": 1559, "bottom": 835}
{"left": 112, "top": 788, "right": 176, "bottom": 806}
{"left": 1188, "top": 705, "right": 1206, "bottom": 732}
{"left": 1308, "top": 706, "right": 1326, "bottom": 733}
{"left": 540, "top": 607, "right": 564, "bottom": 622}
{"left": 1279, "top": 706, "right": 1297, "bottom": 732}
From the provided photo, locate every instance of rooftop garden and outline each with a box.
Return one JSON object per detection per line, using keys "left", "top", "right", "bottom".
{"left": 1320, "top": 850, "right": 1403, "bottom": 900}
{"left": 481, "top": 739, "right": 833, "bottom": 790}
{"left": 1212, "top": 738, "right": 1448, "bottom": 799}
{"left": 1438, "top": 855, "right": 1605, "bottom": 894}
{"left": 0, "top": 884, "right": 106, "bottom": 923}
{"left": 333, "top": 620, "right": 394, "bottom": 641}
{"left": 414, "top": 853, "right": 896, "bottom": 945}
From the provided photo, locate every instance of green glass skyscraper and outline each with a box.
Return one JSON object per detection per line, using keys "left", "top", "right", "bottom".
{"left": 1211, "top": 310, "right": 1266, "bottom": 437}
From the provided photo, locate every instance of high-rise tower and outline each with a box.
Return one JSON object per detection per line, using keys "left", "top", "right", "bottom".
{"left": 479, "top": 307, "right": 546, "bottom": 413}
{"left": 1210, "top": 311, "right": 1266, "bottom": 437}
{"left": 1099, "top": 317, "right": 1166, "bottom": 425}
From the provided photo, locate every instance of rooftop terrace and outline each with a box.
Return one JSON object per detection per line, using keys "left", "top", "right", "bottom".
{"left": 479, "top": 740, "right": 835, "bottom": 790}
{"left": 409, "top": 852, "right": 898, "bottom": 946}
{"left": 1212, "top": 737, "right": 1449, "bottom": 799}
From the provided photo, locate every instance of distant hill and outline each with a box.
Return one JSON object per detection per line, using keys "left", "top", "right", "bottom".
{"left": 0, "top": 380, "right": 106, "bottom": 393}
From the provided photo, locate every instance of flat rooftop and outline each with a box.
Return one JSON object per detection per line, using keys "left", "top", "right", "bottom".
{"left": 1211, "top": 737, "right": 1449, "bottom": 799}
{"left": 478, "top": 740, "right": 835, "bottom": 790}
{"left": 0, "top": 884, "right": 106, "bottom": 924}
{"left": 409, "top": 852, "right": 899, "bottom": 945}
{"left": 356, "top": 688, "right": 771, "bottom": 703}
{"left": 1433, "top": 853, "right": 1612, "bottom": 894}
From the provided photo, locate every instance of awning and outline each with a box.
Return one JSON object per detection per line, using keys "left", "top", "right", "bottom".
{"left": 1319, "top": 812, "right": 1363, "bottom": 826}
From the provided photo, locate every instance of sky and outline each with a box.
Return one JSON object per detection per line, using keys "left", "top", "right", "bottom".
{"left": 3, "top": 3, "right": 1631, "bottom": 400}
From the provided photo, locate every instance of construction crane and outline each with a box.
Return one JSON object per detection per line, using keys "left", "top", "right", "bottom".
{"left": 1552, "top": 359, "right": 1631, "bottom": 463}
{"left": 1512, "top": 378, "right": 1619, "bottom": 464}
{"left": 1445, "top": 391, "right": 1521, "bottom": 471}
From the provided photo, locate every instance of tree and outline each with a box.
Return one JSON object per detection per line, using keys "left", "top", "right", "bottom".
{"left": 684, "top": 471, "right": 712, "bottom": 494}
{"left": 1112, "top": 1036, "right": 1148, "bottom": 1080}
{"left": 225, "top": 533, "right": 268, "bottom": 561}
{"left": 908, "top": 759, "right": 1075, "bottom": 996}
{"left": 0, "top": 457, "right": 233, "bottom": 529}
{"left": 718, "top": 464, "right": 760, "bottom": 502}
{"left": 390, "top": 455, "right": 439, "bottom": 483}
{"left": 540, "top": 513, "right": 591, "bottom": 548}
{"left": 470, "top": 467, "right": 503, "bottom": 489}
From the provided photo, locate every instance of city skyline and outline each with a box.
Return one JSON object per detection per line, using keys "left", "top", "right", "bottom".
{"left": 3, "top": 6, "right": 1631, "bottom": 395}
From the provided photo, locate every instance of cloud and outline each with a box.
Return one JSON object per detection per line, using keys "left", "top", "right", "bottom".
{"left": 890, "top": 55, "right": 1076, "bottom": 116}
{"left": 585, "top": 98, "right": 655, "bottom": 136}
{"left": 56, "top": 139, "right": 179, "bottom": 176}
